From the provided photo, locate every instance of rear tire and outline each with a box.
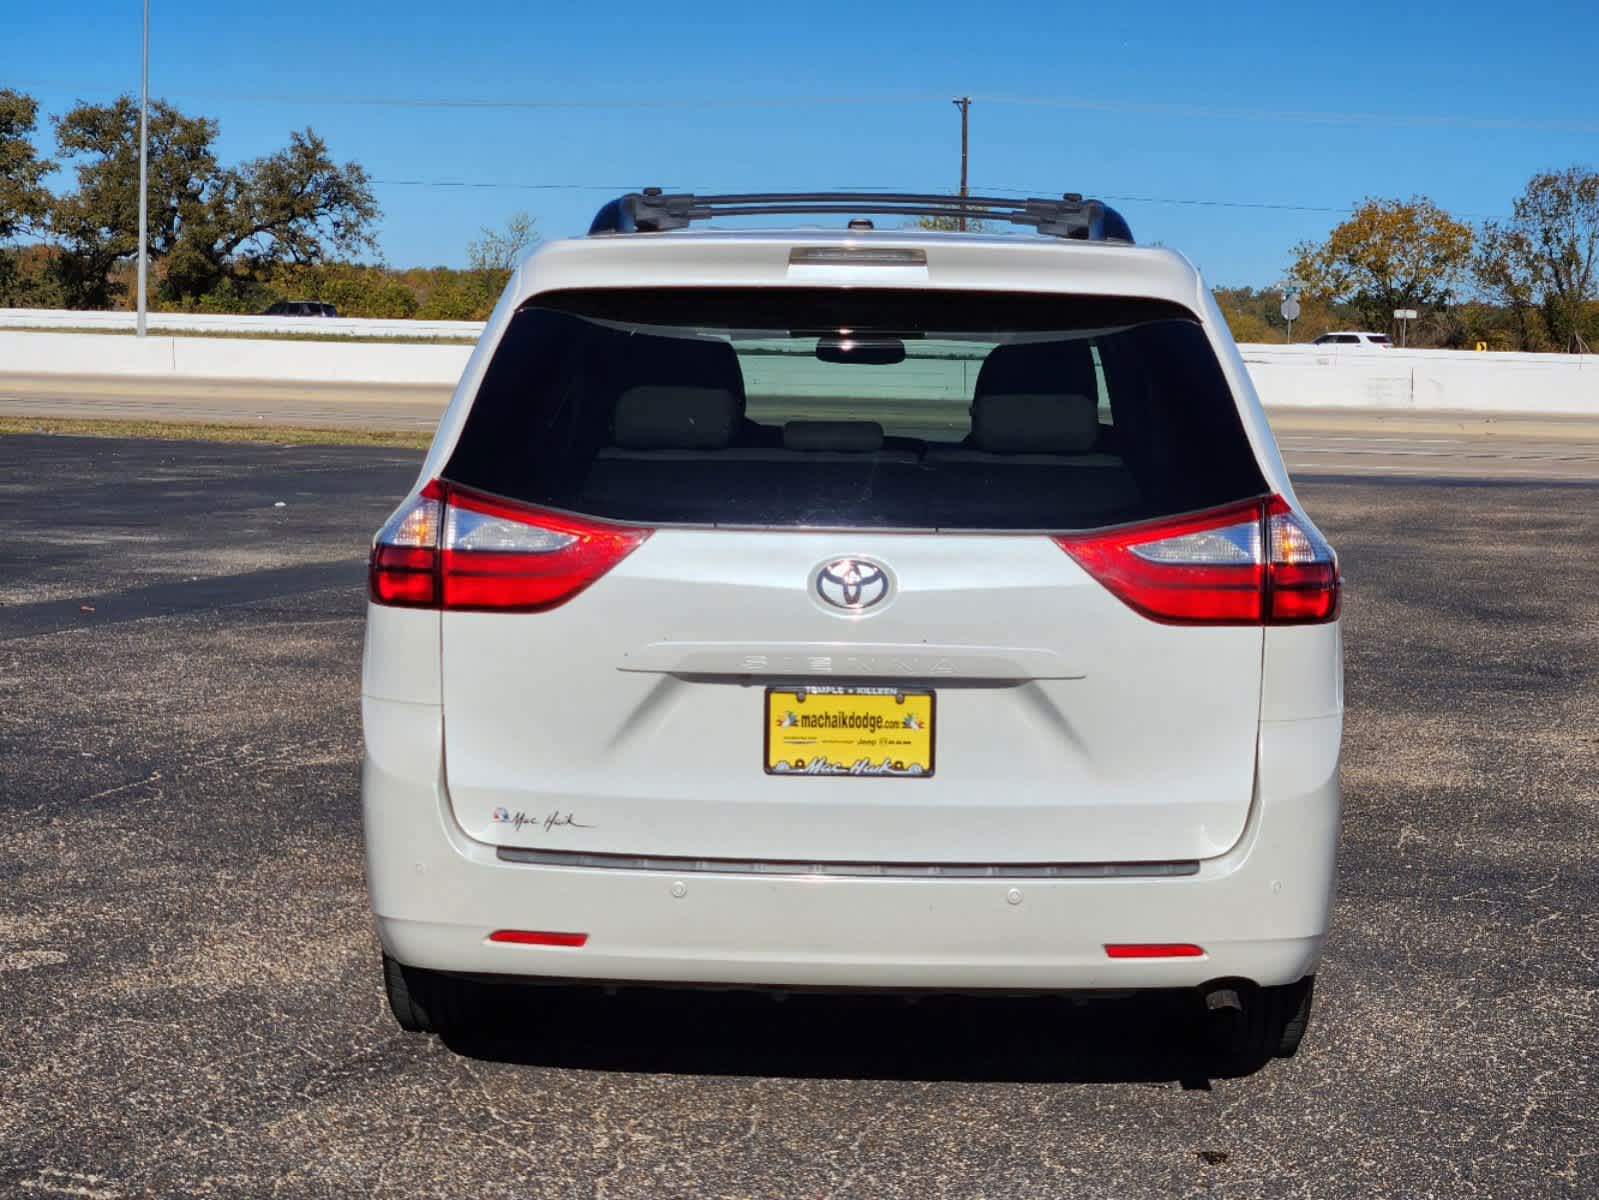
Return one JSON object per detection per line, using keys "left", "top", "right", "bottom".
{"left": 1199, "top": 975, "right": 1315, "bottom": 1074}
{"left": 1272, "top": 974, "right": 1315, "bottom": 1059}
{"left": 382, "top": 953, "right": 487, "bottom": 1037}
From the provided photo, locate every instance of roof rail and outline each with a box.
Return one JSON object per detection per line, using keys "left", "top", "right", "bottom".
{"left": 587, "top": 190, "right": 1135, "bottom": 243}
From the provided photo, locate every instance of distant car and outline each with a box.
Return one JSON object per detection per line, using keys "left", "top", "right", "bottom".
{"left": 1311, "top": 331, "right": 1391, "bottom": 348}
{"left": 262, "top": 300, "right": 338, "bottom": 318}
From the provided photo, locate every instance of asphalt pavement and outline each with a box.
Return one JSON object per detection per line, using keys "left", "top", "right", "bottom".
{"left": 0, "top": 374, "right": 451, "bottom": 432}
{"left": 1, "top": 432, "right": 1596, "bottom": 1199}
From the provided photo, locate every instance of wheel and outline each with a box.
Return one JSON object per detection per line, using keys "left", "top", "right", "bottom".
{"left": 382, "top": 953, "right": 432, "bottom": 1032}
{"left": 1272, "top": 975, "right": 1316, "bottom": 1059}
{"left": 1198, "top": 975, "right": 1315, "bottom": 1074}
{"left": 382, "top": 953, "right": 487, "bottom": 1037}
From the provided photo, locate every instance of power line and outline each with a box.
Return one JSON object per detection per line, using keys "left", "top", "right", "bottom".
{"left": 971, "top": 185, "right": 1355, "bottom": 214}
{"left": 971, "top": 93, "right": 1599, "bottom": 134}
{"left": 368, "top": 178, "right": 1365, "bottom": 216}
{"left": 6, "top": 79, "right": 947, "bottom": 111}
{"left": 369, "top": 178, "right": 1514, "bottom": 221}
{"left": 374, "top": 179, "right": 656, "bottom": 191}
{"left": 11, "top": 77, "right": 1599, "bottom": 132}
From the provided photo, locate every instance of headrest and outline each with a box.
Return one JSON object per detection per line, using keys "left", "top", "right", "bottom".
{"left": 613, "top": 386, "right": 739, "bottom": 450}
{"left": 975, "top": 338, "right": 1099, "bottom": 400}
{"left": 612, "top": 332, "right": 747, "bottom": 409}
{"left": 971, "top": 392, "right": 1098, "bottom": 454}
{"left": 782, "top": 420, "right": 885, "bottom": 452}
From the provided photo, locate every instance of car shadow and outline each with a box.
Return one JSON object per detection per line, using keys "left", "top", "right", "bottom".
{"left": 440, "top": 985, "right": 1248, "bottom": 1087}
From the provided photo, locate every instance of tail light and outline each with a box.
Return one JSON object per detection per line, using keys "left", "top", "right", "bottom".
{"left": 488, "top": 929, "right": 589, "bottom": 947}
{"left": 1054, "top": 495, "right": 1339, "bottom": 625}
{"left": 369, "top": 481, "right": 650, "bottom": 612}
{"left": 1104, "top": 943, "right": 1206, "bottom": 959}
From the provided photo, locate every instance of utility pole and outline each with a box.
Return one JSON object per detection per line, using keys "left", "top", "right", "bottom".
{"left": 952, "top": 96, "right": 970, "bottom": 231}
{"left": 136, "top": 0, "right": 149, "bottom": 338}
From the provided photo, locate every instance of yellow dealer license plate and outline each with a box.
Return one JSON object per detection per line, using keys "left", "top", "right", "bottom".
{"left": 765, "top": 686, "right": 935, "bottom": 778}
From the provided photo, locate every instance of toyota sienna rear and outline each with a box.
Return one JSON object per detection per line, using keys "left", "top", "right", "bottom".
{"left": 361, "top": 192, "right": 1343, "bottom": 1072}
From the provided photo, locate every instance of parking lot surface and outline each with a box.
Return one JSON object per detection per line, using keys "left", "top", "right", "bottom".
{"left": 2, "top": 433, "right": 1596, "bottom": 1199}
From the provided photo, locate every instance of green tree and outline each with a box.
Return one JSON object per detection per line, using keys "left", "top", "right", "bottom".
{"left": 1476, "top": 167, "right": 1599, "bottom": 353}
{"left": 49, "top": 97, "right": 219, "bottom": 306}
{"left": 48, "top": 96, "right": 378, "bottom": 306}
{"left": 1291, "top": 197, "right": 1474, "bottom": 333}
{"left": 467, "top": 211, "right": 539, "bottom": 272}
{"left": 1211, "top": 285, "right": 1343, "bottom": 345}
{"left": 0, "top": 88, "right": 53, "bottom": 241}
{"left": 1472, "top": 223, "right": 1544, "bottom": 350}
{"left": 0, "top": 89, "right": 56, "bottom": 303}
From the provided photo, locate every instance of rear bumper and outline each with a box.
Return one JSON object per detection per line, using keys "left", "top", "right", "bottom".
{"left": 363, "top": 697, "right": 1341, "bottom": 991}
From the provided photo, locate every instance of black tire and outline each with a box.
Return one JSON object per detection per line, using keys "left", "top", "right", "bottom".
{"left": 1272, "top": 974, "right": 1316, "bottom": 1059}
{"left": 382, "top": 954, "right": 487, "bottom": 1037}
{"left": 1199, "top": 975, "right": 1316, "bottom": 1075}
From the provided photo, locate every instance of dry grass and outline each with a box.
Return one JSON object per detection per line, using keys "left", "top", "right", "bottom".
{"left": 0, "top": 415, "right": 431, "bottom": 449}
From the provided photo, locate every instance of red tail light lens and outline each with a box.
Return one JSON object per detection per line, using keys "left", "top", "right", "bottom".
{"left": 1105, "top": 943, "right": 1206, "bottom": 959}
{"left": 368, "top": 481, "right": 651, "bottom": 612}
{"left": 488, "top": 929, "right": 589, "bottom": 947}
{"left": 441, "top": 487, "right": 650, "bottom": 612}
{"left": 1053, "top": 496, "right": 1339, "bottom": 626}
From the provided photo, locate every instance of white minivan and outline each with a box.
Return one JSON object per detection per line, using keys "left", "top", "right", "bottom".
{"left": 362, "top": 191, "right": 1343, "bottom": 1072}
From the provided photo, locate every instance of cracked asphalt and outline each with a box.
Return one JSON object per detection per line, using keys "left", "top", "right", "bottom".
{"left": 1, "top": 432, "right": 1596, "bottom": 1199}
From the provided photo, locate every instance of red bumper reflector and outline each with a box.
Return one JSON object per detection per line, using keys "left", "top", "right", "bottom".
{"left": 1104, "top": 943, "right": 1205, "bottom": 959}
{"left": 488, "top": 929, "right": 588, "bottom": 948}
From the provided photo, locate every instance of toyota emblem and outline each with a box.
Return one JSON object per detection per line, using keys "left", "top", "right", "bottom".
{"left": 814, "top": 558, "right": 891, "bottom": 612}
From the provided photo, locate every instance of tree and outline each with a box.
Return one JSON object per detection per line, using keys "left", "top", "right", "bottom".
{"left": 1291, "top": 197, "right": 1474, "bottom": 333}
{"left": 914, "top": 215, "right": 988, "bottom": 233}
{"left": 0, "top": 89, "right": 53, "bottom": 242}
{"left": 1476, "top": 167, "right": 1599, "bottom": 353}
{"left": 0, "top": 89, "right": 56, "bottom": 303}
{"left": 48, "top": 96, "right": 378, "bottom": 306}
{"left": 467, "top": 211, "right": 539, "bottom": 272}
{"left": 49, "top": 98, "right": 220, "bottom": 305}
{"left": 1472, "top": 223, "right": 1543, "bottom": 350}
{"left": 1211, "top": 286, "right": 1344, "bottom": 345}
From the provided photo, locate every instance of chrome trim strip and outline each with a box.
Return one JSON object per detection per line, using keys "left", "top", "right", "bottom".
{"left": 494, "top": 846, "right": 1200, "bottom": 879}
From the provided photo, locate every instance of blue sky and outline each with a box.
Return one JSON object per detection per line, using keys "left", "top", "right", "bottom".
{"left": 5, "top": 0, "right": 1597, "bottom": 284}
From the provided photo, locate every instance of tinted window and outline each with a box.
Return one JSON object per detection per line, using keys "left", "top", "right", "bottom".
{"left": 442, "top": 289, "right": 1267, "bottom": 531}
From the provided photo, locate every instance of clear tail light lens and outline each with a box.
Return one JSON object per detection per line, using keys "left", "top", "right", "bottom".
{"left": 1265, "top": 497, "right": 1341, "bottom": 623}
{"left": 1053, "top": 496, "right": 1339, "bottom": 626}
{"left": 368, "top": 481, "right": 650, "bottom": 612}
{"left": 368, "top": 483, "right": 444, "bottom": 608}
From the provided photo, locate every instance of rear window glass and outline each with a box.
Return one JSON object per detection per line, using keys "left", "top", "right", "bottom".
{"left": 442, "top": 288, "right": 1267, "bottom": 531}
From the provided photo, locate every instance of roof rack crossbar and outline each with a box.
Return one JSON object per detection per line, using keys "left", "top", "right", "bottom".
{"left": 587, "top": 190, "right": 1134, "bottom": 243}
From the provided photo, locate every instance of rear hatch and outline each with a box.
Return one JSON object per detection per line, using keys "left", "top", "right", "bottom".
{"left": 424, "top": 287, "right": 1275, "bottom": 866}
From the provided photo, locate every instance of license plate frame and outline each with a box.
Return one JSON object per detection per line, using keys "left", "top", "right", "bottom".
{"left": 764, "top": 685, "right": 936, "bottom": 779}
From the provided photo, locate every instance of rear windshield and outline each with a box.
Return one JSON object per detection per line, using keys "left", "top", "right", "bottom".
{"left": 442, "top": 288, "right": 1267, "bottom": 531}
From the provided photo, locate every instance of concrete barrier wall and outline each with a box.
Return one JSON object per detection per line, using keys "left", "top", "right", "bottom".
{"left": 0, "top": 307, "right": 483, "bottom": 340}
{"left": 1238, "top": 344, "right": 1597, "bottom": 414}
{"left": 2, "top": 324, "right": 1597, "bottom": 414}
{"left": 0, "top": 330, "right": 472, "bottom": 386}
